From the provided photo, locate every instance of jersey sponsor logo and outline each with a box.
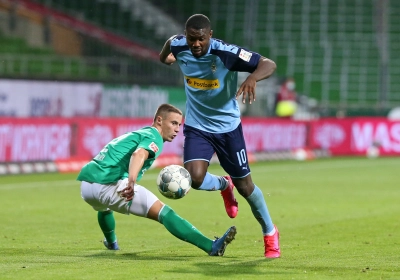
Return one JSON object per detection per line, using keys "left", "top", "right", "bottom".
{"left": 149, "top": 142, "right": 159, "bottom": 153}
{"left": 185, "top": 76, "right": 220, "bottom": 90}
{"left": 239, "top": 49, "right": 252, "bottom": 62}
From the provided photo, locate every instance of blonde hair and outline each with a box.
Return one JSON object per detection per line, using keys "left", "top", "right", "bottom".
{"left": 153, "top": 104, "right": 182, "bottom": 122}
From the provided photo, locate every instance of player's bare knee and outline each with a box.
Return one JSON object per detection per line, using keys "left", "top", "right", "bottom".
{"left": 238, "top": 187, "right": 254, "bottom": 198}
{"left": 191, "top": 177, "right": 204, "bottom": 189}
{"left": 233, "top": 179, "right": 255, "bottom": 197}
{"left": 185, "top": 169, "right": 204, "bottom": 189}
{"left": 184, "top": 162, "right": 207, "bottom": 189}
{"left": 147, "top": 200, "right": 164, "bottom": 221}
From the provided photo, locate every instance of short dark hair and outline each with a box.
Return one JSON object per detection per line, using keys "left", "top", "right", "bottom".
{"left": 154, "top": 104, "right": 182, "bottom": 122}
{"left": 185, "top": 14, "right": 211, "bottom": 30}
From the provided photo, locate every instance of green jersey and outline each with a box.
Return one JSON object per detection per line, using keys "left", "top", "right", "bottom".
{"left": 77, "top": 126, "right": 163, "bottom": 184}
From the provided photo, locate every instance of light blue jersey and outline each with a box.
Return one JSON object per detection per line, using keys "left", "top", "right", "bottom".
{"left": 170, "top": 36, "right": 261, "bottom": 133}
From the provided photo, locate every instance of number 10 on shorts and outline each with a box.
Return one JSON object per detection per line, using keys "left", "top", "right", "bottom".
{"left": 236, "top": 149, "right": 247, "bottom": 166}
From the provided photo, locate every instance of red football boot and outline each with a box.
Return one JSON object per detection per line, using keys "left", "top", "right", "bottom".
{"left": 264, "top": 225, "right": 281, "bottom": 258}
{"left": 220, "top": 176, "right": 238, "bottom": 218}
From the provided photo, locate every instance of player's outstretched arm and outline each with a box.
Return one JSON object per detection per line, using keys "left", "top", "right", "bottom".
{"left": 160, "top": 35, "right": 177, "bottom": 65}
{"left": 119, "top": 148, "right": 150, "bottom": 201}
{"left": 128, "top": 148, "right": 149, "bottom": 185}
{"left": 236, "top": 57, "right": 277, "bottom": 104}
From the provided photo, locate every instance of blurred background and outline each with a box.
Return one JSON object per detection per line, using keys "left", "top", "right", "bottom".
{"left": 1, "top": 0, "right": 399, "bottom": 174}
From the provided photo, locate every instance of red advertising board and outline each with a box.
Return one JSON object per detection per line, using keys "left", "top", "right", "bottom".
{"left": 0, "top": 118, "right": 186, "bottom": 162}
{"left": 308, "top": 118, "right": 400, "bottom": 155}
{"left": 0, "top": 118, "right": 72, "bottom": 162}
{"left": 242, "top": 118, "right": 308, "bottom": 152}
{"left": 1, "top": 117, "right": 399, "bottom": 162}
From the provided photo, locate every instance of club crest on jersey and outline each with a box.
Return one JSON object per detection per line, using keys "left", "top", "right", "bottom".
{"left": 239, "top": 49, "right": 252, "bottom": 62}
{"left": 211, "top": 60, "right": 217, "bottom": 73}
{"left": 149, "top": 142, "right": 159, "bottom": 153}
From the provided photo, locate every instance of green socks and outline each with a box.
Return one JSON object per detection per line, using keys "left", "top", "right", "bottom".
{"left": 97, "top": 207, "right": 213, "bottom": 253}
{"left": 98, "top": 211, "right": 117, "bottom": 244}
{"left": 158, "top": 205, "right": 213, "bottom": 253}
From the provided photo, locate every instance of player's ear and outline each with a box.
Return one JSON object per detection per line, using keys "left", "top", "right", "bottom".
{"left": 156, "top": 115, "right": 163, "bottom": 126}
{"left": 210, "top": 30, "right": 213, "bottom": 38}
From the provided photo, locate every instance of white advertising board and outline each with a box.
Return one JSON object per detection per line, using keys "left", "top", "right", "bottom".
{"left": 0, "top": 79, "right": 103, "bottom": 117}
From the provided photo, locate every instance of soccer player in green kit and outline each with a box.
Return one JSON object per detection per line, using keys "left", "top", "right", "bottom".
{"left": 78, "top": 104, "right": 236, "bottom": 256}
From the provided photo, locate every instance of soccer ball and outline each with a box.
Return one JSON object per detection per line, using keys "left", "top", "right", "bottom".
{"left": 156, "top": 165, "right": 192, "bottom": 199}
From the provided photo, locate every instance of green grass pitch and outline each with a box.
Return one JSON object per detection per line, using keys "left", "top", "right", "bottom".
{"left": 1, "top": 157, "right": 399, "bottom": 279}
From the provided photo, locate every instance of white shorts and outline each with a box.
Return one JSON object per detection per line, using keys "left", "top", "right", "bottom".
{"left": 80, "top": 178, "right": 159, "bottom": 217}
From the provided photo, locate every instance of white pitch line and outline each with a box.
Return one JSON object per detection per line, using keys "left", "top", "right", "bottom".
{"left": 0, "top": 158, "right": 398, "bottom": 190}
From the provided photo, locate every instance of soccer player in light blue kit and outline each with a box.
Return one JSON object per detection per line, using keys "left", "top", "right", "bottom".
{"left": 160, "top": 14, "right": 280, "bottom": 258}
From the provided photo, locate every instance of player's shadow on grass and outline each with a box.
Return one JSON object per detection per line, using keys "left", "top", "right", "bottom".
{"left": 86, "top": 251, "right": 197, "bottom": 261}
{"left": 85, "top": 252, "right": 288, "bottom": 276}
{"left": 167, "top": 259, "right": 291, "bottom": 277}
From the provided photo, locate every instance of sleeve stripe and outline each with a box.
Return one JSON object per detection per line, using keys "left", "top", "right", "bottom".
{"left": 171, "top": 45, "right": 189, "bottom": 57}
{"left": 211, "top": 49, "right": 261, "bottom": 73}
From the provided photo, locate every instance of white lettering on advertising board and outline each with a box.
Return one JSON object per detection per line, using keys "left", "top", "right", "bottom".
{"left": 352, "top": 122, "right": 400, "bottom": 152}
{"left": 0, "top": 124, "right": 12, "bottom": 161}
{"left": 10, "top": 124, "right": 71, "bottom": 161}
{"left": 314, "top": 123, "right": 346, "bottom": 148}
{"left": 243, "top": 123, "right": 307, "bottom": 151}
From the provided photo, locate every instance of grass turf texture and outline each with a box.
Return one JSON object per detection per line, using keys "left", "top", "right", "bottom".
{"left": 0, "top": 157, "right": 399, "bottom": 279}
